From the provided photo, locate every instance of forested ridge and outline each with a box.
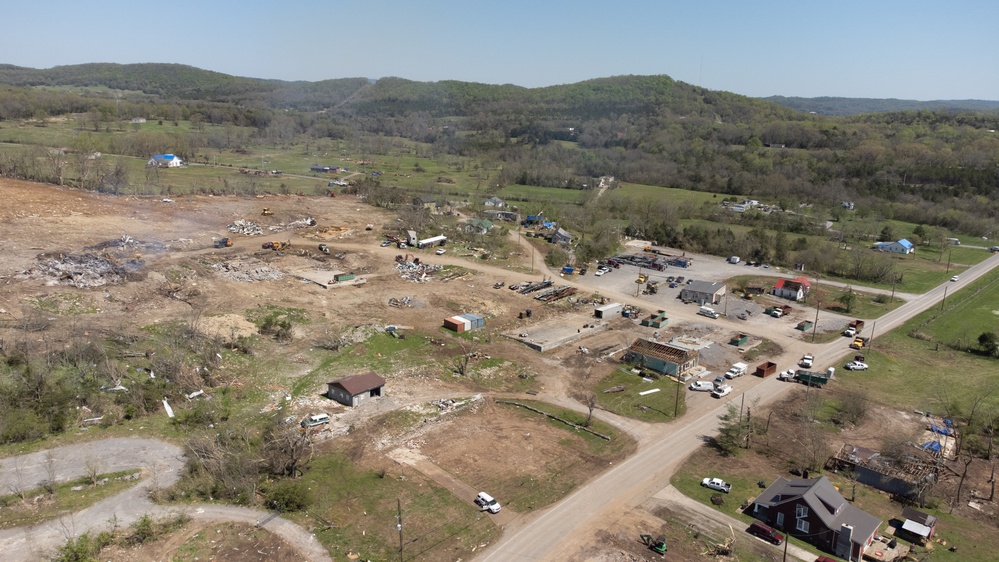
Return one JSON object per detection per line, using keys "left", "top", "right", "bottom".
{"left": 1, "top": 63, "right": 998, "bottom": 235}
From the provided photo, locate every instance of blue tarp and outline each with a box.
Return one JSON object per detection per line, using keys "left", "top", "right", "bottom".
{"left": 922, "top": 441, "right": 942, "bottom": 453}
{"left": 930, "top": 423, "right": 954, "bottom": 436}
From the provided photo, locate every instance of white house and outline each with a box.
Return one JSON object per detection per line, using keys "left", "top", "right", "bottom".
{"left": 874, "top": 239, "right": 915, "bottom": 254}
{"left": 147, "top": 154, "right": 183, "bottom": 168}
{"left": 729, "top": 203, "right": 749, "bottom": 213}
{"left": 484, "top": 196, "right": 507, "bottom": 208}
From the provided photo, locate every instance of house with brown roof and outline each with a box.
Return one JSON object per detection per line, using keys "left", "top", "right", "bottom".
{"left": 623, "top": 338, "right": 699, "bottom": 377}
{"left": 752, "top": 476, "right": 882, "bottom": 561}
{"left": 327, "top": 371, "right": 386, "bottom": 407}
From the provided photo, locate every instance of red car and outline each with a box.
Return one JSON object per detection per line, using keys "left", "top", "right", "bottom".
{"left": 747, "top": 521, "right": 784, "bottom": 545}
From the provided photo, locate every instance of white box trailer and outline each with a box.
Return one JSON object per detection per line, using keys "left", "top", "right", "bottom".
{"left": 594, "top": 302, "right": 623, "bottom": 318}
{"left": 418, "top": 235, "right": 447, "bottom": 248}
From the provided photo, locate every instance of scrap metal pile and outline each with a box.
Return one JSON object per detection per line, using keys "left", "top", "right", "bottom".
{"left": 518, "top": 279, "right": 554, "bottom": 294}
{"left": 534, "top": 285, "right": 578, "bottom": 302}
{"left": 396, "top": 260, "right": 443, "bottom": 282}
{"left": 210, "top": 259, "right": 285, "bottom": 282}
{"left": 227, "top": 219, "right": 263, "bottom": 235}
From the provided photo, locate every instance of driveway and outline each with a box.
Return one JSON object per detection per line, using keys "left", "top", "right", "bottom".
{"left": 0, "top": 438, "right": 331, "bottom": 562}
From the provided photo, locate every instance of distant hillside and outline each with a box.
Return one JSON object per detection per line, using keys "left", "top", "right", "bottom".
{"left": 0, "top": 63, "right": 370, "bottom": 110}
{"left": 764, "top": 95, "right": 999, "bottom": 116}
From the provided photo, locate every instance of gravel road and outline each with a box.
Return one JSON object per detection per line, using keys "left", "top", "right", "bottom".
{"left": 0, "top": 438, "right": 331, "bottom": 562}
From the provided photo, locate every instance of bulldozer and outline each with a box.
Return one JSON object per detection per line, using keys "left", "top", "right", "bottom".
{"left": 262, "top": 241, "right": 290, "bottom": 251}
{"left": 214, "top": 237, "right": 233, "bottom": 248}
{"left": 640, "top": 534, "right": 667, "bottom": 556}
{"left": 261, "top": 208, "right": 274, "bottom": 216}
{"left": 318, "top": 243, "right": 331, "bottom": 255}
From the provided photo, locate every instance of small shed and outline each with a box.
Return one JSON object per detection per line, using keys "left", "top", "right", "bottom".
{"left": 327, "top": 371, "right": 386, "bottom": 407}
{"left": 899, "top": 507, "right": 937, "bottom": 544}
{"left": 594, "top": 302, "right": 623, "bottom": 319}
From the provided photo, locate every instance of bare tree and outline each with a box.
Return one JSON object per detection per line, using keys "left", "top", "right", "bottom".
{"left": 451, "top": 337, "right": 479, "bottom": 377}
{"left": 262, "top": 424, "right": 314, "bottom": 478}
{"left": 84, "top": 456, "right": 104, "bottom": 487}
{"left": 43, "top": 451, "right": 58, "bottom": 494}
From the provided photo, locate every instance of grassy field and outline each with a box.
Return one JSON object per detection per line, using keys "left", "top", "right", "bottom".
{"left": 834, "top": 267, "right": 999, "bottom": 412}
{"left": 594, "top": 368, "right": 686, "bottom": 421}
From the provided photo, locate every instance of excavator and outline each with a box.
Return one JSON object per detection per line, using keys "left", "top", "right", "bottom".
{"left": 262, "top": 241, "right": 290, "bottom": 251}
{"left": 640, "top": 534, "right": 667, "bottom": 556}
{"left": 214, "top": 237, "right": 233, "bottom": 248}
{"left": 261, "top": 208, "right": 274, "bottom": 216}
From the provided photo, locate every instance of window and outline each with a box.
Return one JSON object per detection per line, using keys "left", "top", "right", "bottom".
{"left": 796, "top": 518, "right": 810, "bottom": 533}
{"left": 796, "top": 504, "right": 809, "bottom": 519}
{"left": 776, "top": 512, "right": 784, "bottom": 528}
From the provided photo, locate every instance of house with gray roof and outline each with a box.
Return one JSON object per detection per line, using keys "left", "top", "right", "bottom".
{"left": 752, "top": 476, "right": 881, "bottom": 561}
{"left": 679, "top": 280, "right": 726, "bottom": 305}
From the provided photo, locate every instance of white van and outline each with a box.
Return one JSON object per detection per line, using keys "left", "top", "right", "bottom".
{"left": 698, "top": 306, "right": 720, "bottom": 319}
{"left": 301, "top": 413, "right": 331, "bottom": 428}
{"left": 475, "top": 492, "right": 501, "bottom": 513}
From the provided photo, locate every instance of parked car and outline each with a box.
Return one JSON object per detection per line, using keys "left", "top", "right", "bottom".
{"left": 594, "top": 269, "right": 607, "bottom": 276}
{"left": 713, "top": 376, "right": 727, "bottom": 387}
{"left": 845, "top": 361, "right": 869, "bottom": 371}
{"left": 701, "top": 477, "right": 732, "bottom": 493}
{"left": 951, "top": 275, "right": 960, "bottom": 282}
{"left": 666, "top": 276, "right": 675, "bottom": 282}
{"left": 380, "top": 241, "right": 392, "bottom": 247}
{"left": 711, "top": 385, "right": 733, "bottom": 398}
{"left": 435, "top": 248, "right": 446, "bottom": 255}
{"left": 747, "top": 521, "right": 785, "bottom": 545}
{"left": 675, "top": 276, "right": 685, "bottom": 283}
{"left": 474, "top": 492, "right": 501, "bottom": 513}
{"left": 689, "top": 381, "right": 715, "bottom": 392}
{"left": 669, "top": 282, "right": 678, "bottom": 288}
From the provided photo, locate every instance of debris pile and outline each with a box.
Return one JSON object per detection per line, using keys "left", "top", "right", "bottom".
{"left": 388, "top": 296, "right": 412, "bottom": 308}
{"left": 311, "top": 225, "right": 355, "bottom": 239}
{"left": 268, "top": 217, "right": 317, "bottom": 232}
{"left": 396, "top": 261, "right": 443, "bottom": 282}
{"left": 89, "top": 234, "right": 165, "bottom": 253}
{"left": 24, "top": 253, "right": 129, "bottom": 288}
{"left": 227, "top": 219, "right": 263, "bottom": 236}
{"left": 210, "top": 259, "right": 285, "bottom": 282}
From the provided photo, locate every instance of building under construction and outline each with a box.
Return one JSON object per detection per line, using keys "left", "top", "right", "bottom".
{"left": 826, "top": 443, "right": 940, "bottom": 500}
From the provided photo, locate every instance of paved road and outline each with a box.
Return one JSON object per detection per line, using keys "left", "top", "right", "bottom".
{"left": 477, "top": 251, "right": 999, "bottom": 561}
{"left": 0, "top": 438, "right": 332, "bottom": 562}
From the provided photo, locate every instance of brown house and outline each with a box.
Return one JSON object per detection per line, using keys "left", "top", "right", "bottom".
{"left": 327, "top": 371, "right": 386, "bottom": 407}
{"left": 752, "top": 476, "right": 881, "bottom": 561}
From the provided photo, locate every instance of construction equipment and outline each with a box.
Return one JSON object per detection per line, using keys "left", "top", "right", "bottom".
{"left": 640, "top": 534, "right": 667, "bottom": 556}
{"left": 261, "top": 208, "right": 274, "bottom": 216}
{"left": 214, "top": 237, "right": 233, "bottom": 248}
{"left": 637, "top": 274, "right": 647, "bottom": 283}
{"left": 395, "top": 253, "right": 419, "bottom": 264}
{"left": 262, "top": 241, "right": 290, "bottom": 251}
{"left": 318, "top": 243, "right": 331, "bottom": 254}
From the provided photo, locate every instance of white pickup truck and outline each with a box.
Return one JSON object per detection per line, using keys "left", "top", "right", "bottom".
{"left": 799, "top": 354, "right": 814, "bottom": 368}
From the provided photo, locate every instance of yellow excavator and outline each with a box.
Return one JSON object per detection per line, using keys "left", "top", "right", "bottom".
{"left": 261, "top": 208, "right": 274, "bottom": 216}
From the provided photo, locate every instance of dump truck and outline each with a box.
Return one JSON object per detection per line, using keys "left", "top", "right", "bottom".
{"left": 795, "top": 367, "right": 835, "bottom": 387}
{"left": 850, "top": 336, "right": 869, "bottom": 350}
{"left": 754, "top": 361, "right": 778, "bottom": 378}
{"left": 844, "top": 319, "right": 865, "bottom": 337}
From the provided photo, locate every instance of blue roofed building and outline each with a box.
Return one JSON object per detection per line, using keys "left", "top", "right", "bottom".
{"left": 147, "top": 154, "right": 183, "bottom": 168}
{"left": 874, "top": 238, "right": 915, "bottom": 254}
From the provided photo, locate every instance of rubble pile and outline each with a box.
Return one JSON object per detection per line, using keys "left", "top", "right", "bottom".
{"left": 388, "top": 296, "right": 412, "bottom": 308}
{"left": 227, "top": 219, "right": 263, "bottom": 236}
{"left": 23, "top": 253, "right": 129, "bottom": 288}
{"left": 396, "top": 261, "right": 443, "bottom": 282}
{"left": 89, "top": 234, "right": 166, "bottom": 252}
{"left": 210, "top": 259, "right": 285, "bottom": 282}
{"left": 284, "top": 217, "right": 317, "bottom": 229}
{"left": 310, "top": 225, "right": 355, "bottom": 239}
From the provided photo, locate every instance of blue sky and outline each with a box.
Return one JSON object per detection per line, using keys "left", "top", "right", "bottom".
{"left": 4, "top": 0, "right": 997, "bottom": 100}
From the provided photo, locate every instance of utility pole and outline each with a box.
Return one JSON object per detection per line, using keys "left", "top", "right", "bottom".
{"left": 811, "top": 273, "right": 821, "bottom": 343}
{"left": 674, "top": 377, "right": 681, "bottom": 418}
{"left": 396, "top": 498, "right": 404, "bottom": 562}
{"left": 941, "top": 286, "right": 948, "bottom": 310}
{"left": 867, "top": 321, "right": 877, "bottom": 354}
{"left": 890, "top": 273, "right": 899, "bottom": 303}
{"left": 946, "top": 249, "right": 953, "bottom": 274}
